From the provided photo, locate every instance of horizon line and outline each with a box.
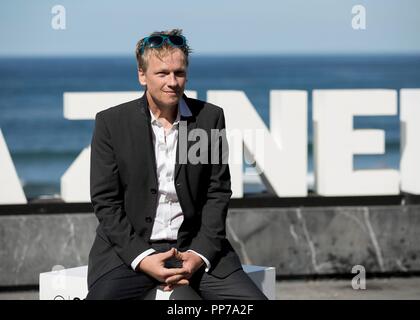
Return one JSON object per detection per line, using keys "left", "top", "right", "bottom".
{"left": 1, "top": 52, "right": 420, "bottom": 59}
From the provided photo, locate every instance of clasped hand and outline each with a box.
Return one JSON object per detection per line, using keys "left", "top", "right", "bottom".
{"left": 138, "top": 247, "right": 204, "bottom": 291}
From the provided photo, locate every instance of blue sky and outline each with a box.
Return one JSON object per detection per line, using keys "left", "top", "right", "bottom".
{"left": 0, "top": 0, "right": 419, "bottom": 56}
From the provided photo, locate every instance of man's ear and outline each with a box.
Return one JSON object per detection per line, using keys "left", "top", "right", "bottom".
{"left": 138, "top": 68, "right": 147, "bottom": 86}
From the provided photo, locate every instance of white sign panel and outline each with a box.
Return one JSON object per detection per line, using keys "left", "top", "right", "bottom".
{"left": 313, "top": 89, "right": 399, "bottom": 196}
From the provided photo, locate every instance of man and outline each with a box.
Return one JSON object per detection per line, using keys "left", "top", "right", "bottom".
{"left": 86, "top": 29, "right": 267, "bottom": 300}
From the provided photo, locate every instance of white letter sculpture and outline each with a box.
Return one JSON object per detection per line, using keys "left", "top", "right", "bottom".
{"left": 400, "top": 89, "right": 420, "bottom": 194}
{"left": 0, "top": 129, "right": 27, "bottom": 204}
{"left": 207, "top": 90, "right": 307, "bottom": 198}
{"left": 313, "top": 89, "right": 399, "bottom": 196}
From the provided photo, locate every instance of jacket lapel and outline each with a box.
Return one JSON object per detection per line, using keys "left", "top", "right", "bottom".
{"left": 129, "top": 93, "right": 158, "bottom": 185}
{"left": 175, "top": 96, "right": 197, "bottom": 181}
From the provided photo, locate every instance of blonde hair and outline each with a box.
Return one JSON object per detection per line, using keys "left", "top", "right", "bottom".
{"left": 135, "top": 29, "right": 192, "bottom": 71}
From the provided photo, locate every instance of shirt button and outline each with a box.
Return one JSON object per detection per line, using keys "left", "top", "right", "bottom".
{"left": 145, "top": 216, "right": 153, "bottom": 223}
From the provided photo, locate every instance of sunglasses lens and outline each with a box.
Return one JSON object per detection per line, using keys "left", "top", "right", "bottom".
{"left": 146, "top": 36, "right": 164, "bottom": 48}
{"left": 168, "top": 35, "right": 185, "bottom": 46}
{"left": 141, "top": 35, "right": 185, "bottom": 53}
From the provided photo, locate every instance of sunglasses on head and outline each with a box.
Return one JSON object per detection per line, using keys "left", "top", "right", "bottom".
{"left": 139, "top": 35, "right": 186, "bottom": 54}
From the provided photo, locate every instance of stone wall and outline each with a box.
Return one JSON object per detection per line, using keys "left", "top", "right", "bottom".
{"left": 227, "top": 206, "right": 420, "bottom": 276}
{"left": 1, "top": 205, "right": 419, "bottom": 286}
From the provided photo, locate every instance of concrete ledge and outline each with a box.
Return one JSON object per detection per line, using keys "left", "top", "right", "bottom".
{"left": 1, "top": 205, "right": 420, "bottom": 286}
{"left": 227, "top": 206, "right": 420, "bottom": 275}
{"left": 39, "top": 264, "right": 276, "bottom": 300}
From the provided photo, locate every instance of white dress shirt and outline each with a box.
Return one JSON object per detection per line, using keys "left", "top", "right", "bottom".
{"left": 131, "top": 98, "right": 210, "bottom": 272}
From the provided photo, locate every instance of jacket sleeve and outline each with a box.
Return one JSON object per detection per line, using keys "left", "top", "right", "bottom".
{"left": 90, "top": 112, "right": 149, "bottom": 267}
{"left": 189, "top": 109, "right": 232, "bottom": 264}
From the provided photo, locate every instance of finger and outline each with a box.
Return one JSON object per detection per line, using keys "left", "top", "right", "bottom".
{"left": 163, "top": 279, "right": 189, "bottom": 292}
{"left": 168, "top": 280, "right": 190, "bottom": 290}
{"left": 159, "top": 248, "right": 176, "bottom": 260}
{"left": 162, "top": 267, "right": 189, "bottom": 277}
{"left": 165, "top": 274, "right": 187, "bottom": 285}
{"left": 163, "top": 285, "right": 173, "bottom": 291}
{"left": 165, "top": 275, "right": 179, "bottom": 284}
{"left": 176, "top": 279, "right": 189, "bottom": 286}
{"left": 175, "top": 250, "right": 184, "bottom": 261}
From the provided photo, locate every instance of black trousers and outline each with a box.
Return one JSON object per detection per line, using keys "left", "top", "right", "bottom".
{"left": 86, "top": 241, "right": 268, "bottom": 300}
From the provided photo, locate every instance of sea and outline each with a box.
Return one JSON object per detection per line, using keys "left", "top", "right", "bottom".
{"left": 1, "top": 54, "right": 420, "bottom": 200}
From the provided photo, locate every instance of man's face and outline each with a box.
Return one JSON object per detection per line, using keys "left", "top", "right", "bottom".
{"left": 138, "top": 49, "right": 187, "bottom": 109}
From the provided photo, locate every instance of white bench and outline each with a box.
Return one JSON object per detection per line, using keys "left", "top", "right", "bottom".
{"left": 39, "top": 265, "right": 276, "bottom": 300}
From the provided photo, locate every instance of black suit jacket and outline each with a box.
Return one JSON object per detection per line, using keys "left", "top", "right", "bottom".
{"left": 87, "top": 93, "right": 242, "bottom": 288}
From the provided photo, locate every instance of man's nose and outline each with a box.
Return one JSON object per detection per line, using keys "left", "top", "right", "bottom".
{"left": 167, "top": 73, "right": 178, "bottom": 87}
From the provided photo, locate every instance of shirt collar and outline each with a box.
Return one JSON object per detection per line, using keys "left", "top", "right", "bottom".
{"left": 149, "top": 97, "right": 192, "bottom": 126}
